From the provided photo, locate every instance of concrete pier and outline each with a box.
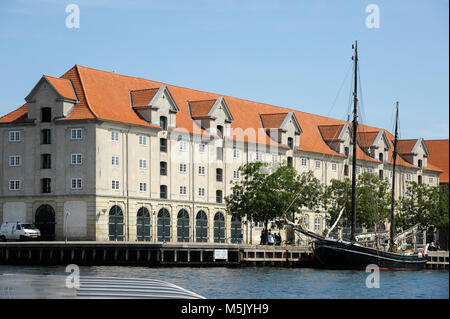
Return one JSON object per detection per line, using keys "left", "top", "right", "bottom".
{"left": 426, "top": 251, "right": 449, "bottom": 270}
{"left": 0, "top": 242, "right": 315, "bottom": 267}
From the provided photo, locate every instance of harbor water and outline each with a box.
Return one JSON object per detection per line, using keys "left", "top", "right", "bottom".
{"left": 0, "top": 265, "right": 448, "bottom": 299}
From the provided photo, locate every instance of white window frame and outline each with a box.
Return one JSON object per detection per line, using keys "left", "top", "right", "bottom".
{"left": 272, "top": 153, "right": 278, "bottom": 163}
{"left": 198, "top": 187, "right": 205, "bottom": 197}
{"left": 179, "top": 140, "right": 187, "bottom": 152}
{"left": 8, "top": 131, "right": 21, "bottom": 142}
{"left": 301, "top": 158, "right": 307, "bottom": 167}
{"left": 71, "top": 178, "right": 82, "bottom": 190}
{"left": 314, "top": 217, "right": 321, "bottom": 231}
{"left": 139, "top": 182, "right": 147, "bottom": 192}
{"left": 138, "top": 135, "right": 147, "bottom": 146}
{"left": 429, "top": 177, "right": 434, "bottom": 184}
{"left": 199, "top": 143, "right": 206, "bottom": 153}
{"left": 71, "top": 154, "right": 82, "bottom": 165}
{"left": 9, "top": 180, "right": 20, "bottom": 191}
{"left": 233, "top": 170, "right": 240, "bottom": 180}
{"left": 9, "top": 155, "right": 21, "bottom": 167}
{"left": 331, "top": 162, "right": 337, "bottom": 171}
{"left": 180, "top": 163, "right": 187, "bottom": 173}
{"left": 367, "top": 167, "right": 374, "bottom": 174}
{"left": 139, "top": 159, "right": 147, "bottom": 169}
{"left": 315, "top": 160, "right": 321, "bottom": 169}
{"left": 356, "top": 166, "right": 361, "bottom": 174}
{"left": 180, "top": 186, "right": 187, "bottom": 195}
{"left": 198, "top": 166, "right": 205, "bottom": 176}
{"left": 256, "top": 152, "right": 264, "bottom": 161}
{"left": 70, "top": 128, "right": 83, "bottom": 140}
{"left": 112, "top": 180, "right": 120, "bottom": 190}
{"left": 233, "top": 148, "right": 240, "bottom": 159}
{"left": 406, "top": 173, "right": 412, "bottom": 181}
{"left": 112, "top": 156, "right": 119, "bottom": 166}
{"left": 111, "top": 130, "right": 119, "bottom": 142}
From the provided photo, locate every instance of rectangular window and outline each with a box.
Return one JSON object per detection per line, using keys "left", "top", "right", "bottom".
{"left": 41, "top": 108, "right": 52, "bottom": 122}
{"left": 314, "top": 218, "right": 321, "bottom": 231}
{"left": 160, "top": 162, "right": 167, "bottom": 176}
{"left": 41, "top": 154, "right": 51, "bottom": 169}
{"left": 301, "top": 158, "right": 307, "bottom": 167}
{"left": 356, "top": 166, "right": 361, "bottom": 174}
{"left": 256, "top": 152, "right": 263, "bottom": 161}
{"left": 198, "top": 188, "right": 205, "bottom": 197}
{"left": 71, "top": 154, "right": 82, "bottom": 165}
{"left": 315, "top": 160, "right": 321, "bottom": 169}
{"left": 160, "top": 138, "right": 167, "bottom": 152}
{"left": 180, "top": 186, "right": 187, "bottom": 195}
{"left": 344, "top": 164, "right": 349, "bottom": 176}
{"left": 216, "top": 168, "right": 223, "bottom": 182}
{"left": 331, "top": 163, "right": 337, "bottom": 171}
{"left": 199, "top": 143, "right": 206, "bottom": 153}
{"left": 180, "top": 163, "right": 187, "bottom": 173}
{"left": 367, "top": 167, "right": 373, "bottom": 173}
{"left": 9, "top": 180, "right": 20, "bottom": 191}
{"left": 233, "top": 148, "right": 240, "bottom": 159}
{"left": 379, "top": 170, "right": 384, "bottom": 180}
{"left": 112, "top": 180, "right": 120, "bottom": 190}
{"left": 9, "top": 155, "right": 21, "bottom": 167}
{"left": 111, "top": 131, "right": 119, "bottom": 142}
{"left": 139, "top": 182, "right": 147, "bottom": 192}
{"left": 139, "top": 159, "right": 147, "bottom": 169}
{"left": 233, "top": 170, "right": 240, "bottom": 179}
{"left": 429, "top": 177, "right": 434, "bottom": 184}
{"left": 41, "top": 178, "right": 51, "bottom": 193}
{"left": 179, "top": 140, "right": 187, "bottom": 152}
{"left": 272, "top": 153, "right": 278, "bottom": 163}
{"left": 216, "top": 190, "right": 223, "bottom": 203}
{"left": 160, "top": 185, "right": 167, "bottom": 199}
{"left": 112, "top": 156, "right": 119, "bottom": 166}
{"left": 138, "top": 135, "right": 147, "bottom": 146}
{"left": 287, "top": 137, "right": 294, "bottom": 149}
{"left": 8, "top": 131, "right": 21, "bottom": 142}
{"left": 71, "top": 128, "right": 82, "bottom": 140}
{"left": 198, "top": 166, "right": 205, "bottom": 175}
{"left": 41, "top": 129, "right": 51, "bottom": 144}
{"left": 216, "top": 147, "right": 223, "bottom": 161}
{"left": 71, "top": 178, "right": 82, "bottom": 190}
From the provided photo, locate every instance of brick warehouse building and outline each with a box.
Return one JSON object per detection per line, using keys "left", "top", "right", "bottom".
{"left": 0, "top": 65, "right": 446, "bottom": 243}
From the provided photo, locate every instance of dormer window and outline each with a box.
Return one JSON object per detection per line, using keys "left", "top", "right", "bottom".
{"left": 41, "top": 108, "right": 52, "bottom": 122}
{"left": 160, "top": 116, "right": 168, "bottom": 130}
{"left": 217, "top": 125, "right": 224, "bottom": 138}
{"left": 288, "top": 137, "right": 294, "bottom": 149}
{"left": 418, "top": 159, "right": 422, "bottom": 168}
{"left": 379, "top": 153, "right": 383, "bottom": 162}
{"left": 345, "top": 147, "right": 349, "bottom": 156}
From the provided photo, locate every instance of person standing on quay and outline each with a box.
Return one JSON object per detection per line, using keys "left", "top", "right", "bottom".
{"left": 260, "top": 228, "right": 266, "bottom": 245}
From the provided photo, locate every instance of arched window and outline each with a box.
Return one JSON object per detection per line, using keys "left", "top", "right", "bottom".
{"left": 157, "top": 208, "right": 171, "bottom": 242}
{"left": 213, "top": 212, "right": 225, "bottom": 243}
{"left": 196, "top": 210, "right": 208, "bottom": 242}
{"left": 231, "top": 215, "right": 243, "bottom": 243}
{"left": 109, "top": 205, "right": 124, "bottom": 241}
{"left": 177, "top": 209, "right": 190, "bottom": 242}
{"left": 136, "top": 207, "right": 150, "bottom": 241}
{"left": 35, "top": 204, "right": 56, "bottom": 241}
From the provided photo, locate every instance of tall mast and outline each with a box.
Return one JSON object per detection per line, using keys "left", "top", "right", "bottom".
{"left": 350, "top": 41, "right": 358, "bottom": 242}
{"left": 389, "top": 101, "right": 399, "bottom": 250}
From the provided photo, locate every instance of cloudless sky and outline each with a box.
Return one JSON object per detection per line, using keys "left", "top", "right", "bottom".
{"left": 0, "top": 0, "right": 448, "bottom": 139}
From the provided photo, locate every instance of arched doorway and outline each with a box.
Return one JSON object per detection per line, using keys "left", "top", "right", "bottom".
{"left": 196, "top": 210, "right": 208, "bottom": 242}
{"left": 157, "top": 208, "right": 171, "bottom": 242}
{"left": 231, "top": 216, "right": 243, "bottom": 243}
{"left": 136, "top": 207, "right": 150, "bottom": 241}
{"left": 177, "top": 209, "right": 190, "bottom": 242}
{"left": 214, "top": 212, "right": 225, "bottom": 243}
{"left": 35, "top": 204, "right": 56, "bottom": 240}
{"left": 109, "top": 205, "right": 124, "bottom": 241}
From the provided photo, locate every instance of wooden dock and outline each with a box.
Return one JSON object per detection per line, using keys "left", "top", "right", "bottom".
{"left": 0, "top": 242, "right": 314, "bottom": 267}
{"left": 426, "top": 251, "right": 449, "bottom": 270}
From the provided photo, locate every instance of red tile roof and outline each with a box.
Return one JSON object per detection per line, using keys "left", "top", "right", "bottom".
{"left": 0, "top": 64, "right": 443, "bottom": 175}
{"left": 356, "top": 131, "right": 379, "bottom": 148}
{"left": 260, "top": 113, "right": 288, "bottom": 129}
{"left": 44, "top": 75, "right": 77, "bottom": 101}
{"left": 397, "top": 139, "right": 418, "bottom": 155}
{"left": 425, "top": 139, "right": 449, "bottom": 183}
{"left": 130, "top": 88, "right": 159, "bottom": 107}
{"left": 318, "top": 124, "right": 344, "bottom": 142}
{"left": 188, "top": 99, "right": 216, "bottom": 118}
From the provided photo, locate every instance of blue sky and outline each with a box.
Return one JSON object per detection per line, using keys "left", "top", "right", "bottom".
{"left": 0, "top": 0, "right": 448, "bottom": 139}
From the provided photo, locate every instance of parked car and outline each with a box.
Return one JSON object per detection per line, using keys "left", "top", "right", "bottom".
{"left": 0, "top": 222, "right": 41, "bottom": 241}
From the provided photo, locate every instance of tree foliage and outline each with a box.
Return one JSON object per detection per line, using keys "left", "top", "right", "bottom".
{"left": 396, "top": 182, "right": 449, "bottom": 233}
{"left": 225, "top": 162, "right": 323, "bottom": 229}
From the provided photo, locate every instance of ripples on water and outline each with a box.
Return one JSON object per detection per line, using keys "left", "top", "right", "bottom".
{"left": 0, "top": 265, "right": 448, "bottom": 299}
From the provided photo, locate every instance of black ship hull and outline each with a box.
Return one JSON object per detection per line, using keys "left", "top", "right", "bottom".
{"left": 313, "top": 239, "right": 428, "bottom": 270}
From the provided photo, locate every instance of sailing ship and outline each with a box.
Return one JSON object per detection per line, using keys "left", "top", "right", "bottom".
{"left": 283, "top": 41, "right": 429, "bottom": 270}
